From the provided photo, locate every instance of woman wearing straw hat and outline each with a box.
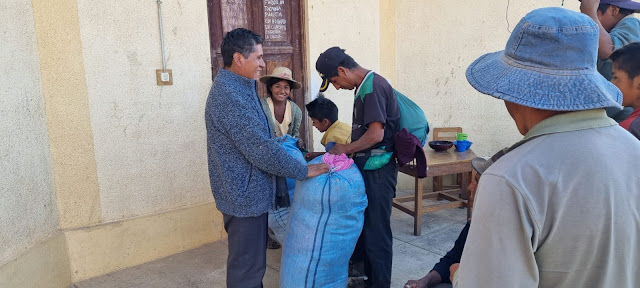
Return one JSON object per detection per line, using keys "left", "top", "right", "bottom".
{"left": 259, "top": 66, "right": 303, "bottom": 250}
{"left": 259, "top": 66, "right": 303, "bottom": 138}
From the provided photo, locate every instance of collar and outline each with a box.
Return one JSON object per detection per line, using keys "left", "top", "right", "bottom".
{"left": 321, "top": 120, "right": 342, "bottom": 144}
{"left": 522, "top": 109, "right": 617, "bottom": 141}
{"left": 327, "top": 120, "right": 342, "bottom": 130}
{"left": 219, "top": 68, "right": 256, "bottom": 90}
{"left": 354, "top": 70, "right": 374, "bottom": 98}
{"left": 483, "top": 109, "right": 617, "bottom": 172}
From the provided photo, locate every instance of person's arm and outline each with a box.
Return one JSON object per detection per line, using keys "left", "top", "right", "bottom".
{"left": 453, "top": 174, "right": 538, "bottom": 287}
{"left": 328, "top": 121, "right": 383, "bottom": 155}
{"left": 580, "top": 0, "right": 615, "bottom": 59}
{"left": 211, "top": 91, "right": 311, "bottom": 180}
{"left": 404, "top": 220, "right": 471, "bottom": 288}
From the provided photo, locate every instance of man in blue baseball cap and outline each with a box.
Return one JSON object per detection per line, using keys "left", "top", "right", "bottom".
{"left": 452, "top": 7, "right": 640, "bottom": 287}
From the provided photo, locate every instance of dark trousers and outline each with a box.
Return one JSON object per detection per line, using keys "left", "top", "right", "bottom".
{"left": 223, "top": 213, "right": 268, "bottom": 288}
{"left": 352, "top": 156, "right": 398, "bottom": 288}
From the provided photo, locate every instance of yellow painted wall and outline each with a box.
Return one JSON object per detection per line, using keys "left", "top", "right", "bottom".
{"left": 66, "top": 202, "right": 223, "bottom": 282}
{"left": 76, "top": 0, "right": 214, "bottom": 221}
{"left": 307, "top": 0, "right": 381, "bottom": 152}
{"left": 3, "top": 0, "right": 223, "bottom": 285}
{"left": 32, "top": 0, "right": 102, "bottom": 230}
{"left": 395, "top": 0, "right": 580, "bottom": 160}
{"left": 305, "top": 0, "right": 582, "bottom": 190}
{"left": 379, "top": 0, "right": 397, "bottom": 86}
{"left": 2, "top": 0, "right": 619, "bottom": 286}
{"left": 309, "top": 0, "right": 579, "bottom": 157}
{"left": 0, "top": 234, "right": 71, "bottom": 288}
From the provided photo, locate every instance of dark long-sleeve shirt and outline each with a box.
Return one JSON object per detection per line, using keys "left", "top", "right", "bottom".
{"left": 432, "top": 221, "right": 470, "bottom": 283}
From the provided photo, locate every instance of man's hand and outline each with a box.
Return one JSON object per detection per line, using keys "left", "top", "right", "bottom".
{"left": 328, "top": 143, "right": 350, "bottom": 155}
{"left": 580, "top": 0, "right": 600, "bottom": 16}
{"left": 306, "top": 163, "right": 329, "bottom": 178}
{"left": 449, "top": 263, "right": 460, "bottom": 283}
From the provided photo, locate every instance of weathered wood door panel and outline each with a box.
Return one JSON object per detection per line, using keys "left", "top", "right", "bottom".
{"left": 207, "top": 0, "right": 310, "bottom": 147}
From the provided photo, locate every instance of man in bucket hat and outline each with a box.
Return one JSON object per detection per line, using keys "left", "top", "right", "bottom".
{"left": 452, "top": 7, "right": 640, "bottom": 287}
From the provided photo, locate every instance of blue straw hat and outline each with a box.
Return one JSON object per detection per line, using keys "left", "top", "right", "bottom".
{"left": 466, "top": 7, "right": 622, "bottom": 111}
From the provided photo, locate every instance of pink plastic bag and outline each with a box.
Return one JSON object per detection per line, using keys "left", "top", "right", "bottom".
{"left": 321, "top": 153, "right": 354, "bottom": 172}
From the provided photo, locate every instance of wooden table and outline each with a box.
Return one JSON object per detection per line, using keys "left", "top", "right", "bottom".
{"left": 393, "top": 149, "right": 476, "bottom": 236}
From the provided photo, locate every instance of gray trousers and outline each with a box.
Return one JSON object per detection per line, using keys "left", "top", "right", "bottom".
{"left": 223, "top": 213, "right": 268, "bottom": 288}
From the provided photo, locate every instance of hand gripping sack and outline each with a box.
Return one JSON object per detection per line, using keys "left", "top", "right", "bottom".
{"left": 394, "top": 89, "right": 429, "bottom": 146}
{"left": 279, "top": 155, "right": 367, "bottom": 288}
{"left": 268, "top": 135, "right": 306, "bottom": 244}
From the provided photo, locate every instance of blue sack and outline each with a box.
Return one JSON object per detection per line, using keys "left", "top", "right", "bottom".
{"left": 279, "top": 157, "right": 367, "bottom": 288}
{"left": 268, "top": 135, "right": 306, "bottom": 244}
{"left": 394, "top": 89, "right": 429, "bottom": 146}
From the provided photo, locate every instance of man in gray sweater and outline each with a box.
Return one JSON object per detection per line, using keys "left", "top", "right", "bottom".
{"left": 205, "top": 28, "right": 328, "bottom": 288}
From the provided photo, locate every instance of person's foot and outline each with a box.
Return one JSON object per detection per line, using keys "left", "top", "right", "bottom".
{"left": 403, "top": 278, "right": 429, "bottom": 288}
{"left": 347, "top": 277, "right": 366, "bottom": 288}
{"left": 348, "top": 261, "right": 365, "bottom": 277}
{"left": 266, "top": 235, "right": 281, "bottom": 249}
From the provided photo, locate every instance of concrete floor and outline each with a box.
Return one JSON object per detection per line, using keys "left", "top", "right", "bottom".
{"left": 72, "top": 190, "right": 467, "bottom": 288}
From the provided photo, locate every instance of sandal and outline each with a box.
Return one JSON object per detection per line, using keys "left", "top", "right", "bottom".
{"left": 347, "top": 277, "right": 366, "bottom": 288}
{"left": 267, "top": 235, "right": 281, "bottom": 249}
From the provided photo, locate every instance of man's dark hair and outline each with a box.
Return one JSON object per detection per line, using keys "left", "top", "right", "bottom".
{"left": 597, "top": 4, "right": 635, "bottom": 16}
{"left": 305, "top": 94, "right": 339, "bottom": 123}
{"left": 324, "top": 55, "right": 359, "bottom": 78}
{"left": 221, "top": 28, "right": 263, "bottom": 68}
{"left": 610, "top": 42, "right": 640, "bottom": 79}
{"left": 265, "top": 77, "right": 294, "bottom": 97}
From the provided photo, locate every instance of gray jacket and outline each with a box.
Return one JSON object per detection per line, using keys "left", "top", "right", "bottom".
{"left": 205, "top": 69, "right": 307, "bottom": 217}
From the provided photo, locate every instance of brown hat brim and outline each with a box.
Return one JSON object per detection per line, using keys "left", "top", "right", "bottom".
{"left": 259, "top": 75, "right": 302, "bottom": 89}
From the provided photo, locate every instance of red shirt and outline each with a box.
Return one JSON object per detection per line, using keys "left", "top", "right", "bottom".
{"left": 620, "top": 108, "right": 640, "bottom": 140}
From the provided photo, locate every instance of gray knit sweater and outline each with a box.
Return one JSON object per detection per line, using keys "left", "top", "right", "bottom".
{"left": 205, "top": 69, "right": 307, "bottom": 217}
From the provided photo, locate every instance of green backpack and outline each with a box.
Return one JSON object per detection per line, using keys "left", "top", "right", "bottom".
{"left": 394, "top": 89, "right": 429, "bottom": 146}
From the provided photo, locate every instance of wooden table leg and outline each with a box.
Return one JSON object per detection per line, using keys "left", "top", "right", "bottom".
{"left": 414, "top": 176, "right": 423, "bottom": 236}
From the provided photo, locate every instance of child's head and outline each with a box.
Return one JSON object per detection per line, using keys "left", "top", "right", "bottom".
{"left": 305, "top": 94, "right": 339, "bottom": 132}
{"left": 610, "top": 42, "right": 640, "bottom": 108}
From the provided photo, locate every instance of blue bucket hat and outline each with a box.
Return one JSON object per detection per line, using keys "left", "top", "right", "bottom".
{"left": 466, "top": 7, "right": 622, "bottom": 111}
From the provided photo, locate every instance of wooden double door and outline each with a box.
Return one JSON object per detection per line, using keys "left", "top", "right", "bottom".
{"left": 207, "top": 0, "right": 310, "bottom": 147}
